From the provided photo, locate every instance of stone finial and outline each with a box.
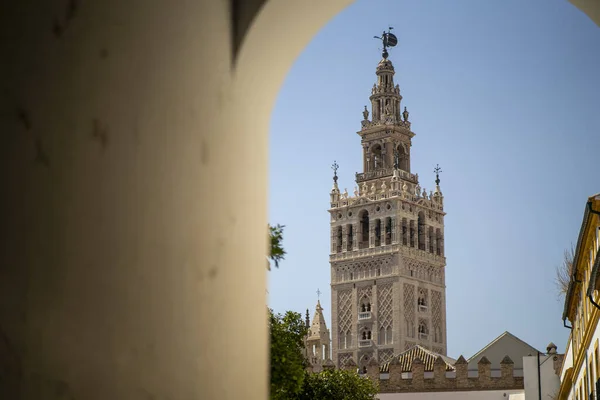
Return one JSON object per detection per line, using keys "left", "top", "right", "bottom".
{"left": 343, "top": 188, "right": 348, "bottom": 199}
{"left": 478, "top": 356, "right": 491, "bottom": 365}
{"left": 354, "top": 186, "right": 359, "bottom": 197}
{"left": 323, "top": 359, "right": 335, "bottom": 370}
{"left": 454, "top": 355, "right": 467, "bottom": 365}
{"left": 547, "top": 342, "right": 557, "bottom": 354}
{"left": 501, "top": 355, "right": 514, "bottom": 365}
{"left": 381, "top": 180, "right": 387, "bottom": 192}
{"left": 370, "top": 182, "right": 376, "bottom": 195}
{"left": 362, "top": 182, "right": 368, "bottom": 196}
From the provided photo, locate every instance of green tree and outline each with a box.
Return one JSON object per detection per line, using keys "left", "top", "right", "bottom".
{"left": 268, "top": 224, "right": 286, "bottom": 270}
{"left": 294, "top": 368, "right": 379, "bottom": 400}
{"left": 269, "top": 308, "right": 308, "bottom": 400}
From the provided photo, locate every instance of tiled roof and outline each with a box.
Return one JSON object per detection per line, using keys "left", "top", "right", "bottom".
{"left": 380, "top": 345, "right": 455, "bottom": 373}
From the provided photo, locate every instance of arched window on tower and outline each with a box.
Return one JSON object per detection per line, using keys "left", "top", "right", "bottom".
{"left": 409, "top": 220, "right": 415, "bottom": 248}
{"left": 371, "top": 144, "right": 383, "bottom": 170}
{"left": 396, "top": 144, "right": 408, "bottom": 172}
{"left": 418, "top": 321, "right": 429, "bottom": 339}
{"left": 347, "top": 224, "right": 353, "bottom": 251}
{"left": 336, "top": 226, "right": 343, "bottom": 253}
{"left": 402, "top": 218, "right": 408, "bottom": 246}
{"left": 374, "top": 219, "right": 381, "bottom": 247}
{"left": 428, "top": 226, "right": 434, "bottom": 253}
{"left": 385, "top": 217, "right": 392, "bottom": 245}
{"left": 359, "top": 210, "right": 370, "bottom": 249}
{"left": 417, "top": 212, "right": 426, "bottom": 251}
{"left": 436, "top": 229, "right": 443, "bottom": 256}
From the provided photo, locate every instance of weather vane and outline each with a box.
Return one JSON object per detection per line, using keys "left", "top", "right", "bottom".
{"left": 434, "top": 164, "right": 442, "bottom": 186}
{"left": 373, "top": 27, "right": 398, "bottom": 59}
{"left": 331, "top": 161, "right": 339, "bottom": 183}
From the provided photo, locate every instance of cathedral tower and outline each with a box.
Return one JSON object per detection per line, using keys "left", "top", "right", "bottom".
{"left": 329, "top": 33, "right": 447, "bottom": 370}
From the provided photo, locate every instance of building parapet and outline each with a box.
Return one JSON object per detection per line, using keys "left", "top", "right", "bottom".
{"left": 356, "top": 168, "right": 417, "bottom": 184}
{"left": 329, "top": 244, "right": 446, "bottom": 266}
{"left": 330, "top": 188, "right": 444, "bottom": 212}
{"left": 339, "top": 355, "right": 523, "bottom": 393}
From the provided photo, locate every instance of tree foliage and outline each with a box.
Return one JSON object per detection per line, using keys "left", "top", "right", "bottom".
{"left": 269, "top": 308, "right": 308, "bottom": 400}
{"left": 555, "top": 244, "right": 576, "bottom": 298}
{"left": 268, "top": 224, "right": 286, "bottom": 270}
{"left": 293, "top": 369, "right": 379, "bottom": 400}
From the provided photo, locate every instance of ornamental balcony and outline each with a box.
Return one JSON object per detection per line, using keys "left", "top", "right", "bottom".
{"left": 359, "top": 340, "right": 373, "bottom": 348}
{"left": 358, "top": 312, "right": 372, "bottom": 321}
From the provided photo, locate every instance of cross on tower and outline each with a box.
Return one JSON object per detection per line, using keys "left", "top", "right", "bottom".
{"left": 316, "top": 288, "right": 322, "bottom": 300}
{"left": 434, "top": 164, "right": 442, "bottom": 186}
{"left": 331, "top": 161, "right": 339, "bottom": 183}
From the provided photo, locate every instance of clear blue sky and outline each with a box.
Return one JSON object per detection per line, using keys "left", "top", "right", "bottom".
{"left": 268, "top": 0, "right": 600, "bottom": 359}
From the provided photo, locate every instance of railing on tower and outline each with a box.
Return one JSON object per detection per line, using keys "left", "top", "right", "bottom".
{"left": 355, "top": 168, "right": 417, "bottom": 183}
{"left": 358, "top": 312, "right": 372, "bottom": 321}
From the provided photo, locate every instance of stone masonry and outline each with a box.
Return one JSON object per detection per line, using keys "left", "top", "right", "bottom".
{"left": 329, "top": 51, "right": 448, "bottom": 370}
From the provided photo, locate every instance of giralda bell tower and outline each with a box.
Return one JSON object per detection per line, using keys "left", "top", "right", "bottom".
{"left": 328, "top": 29, "right": 448, "bottom": 370}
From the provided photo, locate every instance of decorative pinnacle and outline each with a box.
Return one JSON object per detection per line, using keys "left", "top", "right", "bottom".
{"left": 434, "top": 164, "right": 442, "bottom": 186}
{"left": 331, "top": 161, "right": 339, "bottom": 183}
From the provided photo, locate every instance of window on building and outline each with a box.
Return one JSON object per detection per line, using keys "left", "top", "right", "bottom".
{"left": 428, "top": 226, "right": 434, "bottom": 253}
{"left": 417, "top": 212, "right": 426, "bottom": 251}
{"left": 385, "top": 217, "right": 392, "bottom": 245}
{"left": 347, "top": 224, "right": 353, "bottom": 251}
{"left": 374, "top": 219, "right": 381, "bottom": 247}
{"left": 402, "top": 218, "right": 408, "bottom": 245}
{"left": 359, "top": 210, "right": 369, "bottom": 249}
{"left": 336, "top": 226, "right": 343, "bottom": 253}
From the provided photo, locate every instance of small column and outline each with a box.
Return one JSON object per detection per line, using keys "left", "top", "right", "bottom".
{"left": 411, "top": 358, "right": 425, "bottom": 390}
{"left": 367, "top": 357, "right": 380, "bottom": 382}
{"left": 433, "top": 356, "right": 447, "bottom": 384}
{"left": 500, "top": 356, "right": 515, "bottom": 386}
{"left": 477, "top": 356, "right": 491, "bottom": 385}
{"left": 369, "top": 223, "right": 375, "bottom": 248}
{"left": 455, "top": 356, "right": 468, "bottom": 388}
{"left": 388, "top": 358, "right": 403, "bottom": 386}
{"left": 391, "top": 216, "right": 397, "bottom": 244}
{"left": 353, "top": 222, "right": 359, "bottom": 251}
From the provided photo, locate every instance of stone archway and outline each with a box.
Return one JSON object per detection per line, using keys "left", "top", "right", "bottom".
{"left": 0, "top": 0, "right": 598, "bottom": 399}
